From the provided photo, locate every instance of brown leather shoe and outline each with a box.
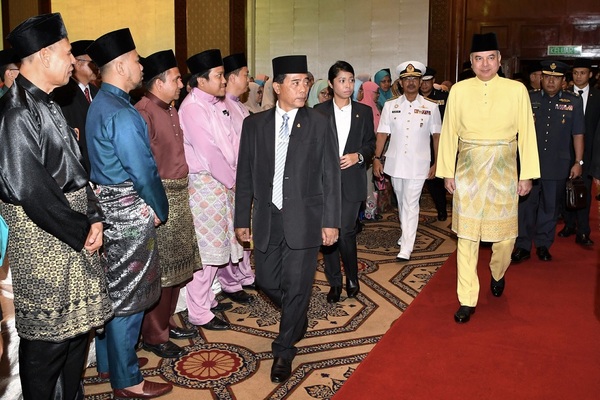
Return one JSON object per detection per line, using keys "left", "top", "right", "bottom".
{"left": 113, "top": 380, "right": 173, "bottom": 399}
{"left": 98, "top": 357, "right": 149, "bottom": 380}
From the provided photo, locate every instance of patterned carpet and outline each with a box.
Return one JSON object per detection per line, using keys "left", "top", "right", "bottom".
{"left": 83, "top": 193, "right": 457, "bottom": 399}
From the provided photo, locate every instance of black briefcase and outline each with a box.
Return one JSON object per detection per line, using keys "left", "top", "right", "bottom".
{"left": 565, "top": 178, "right": 587, "bottom": 210}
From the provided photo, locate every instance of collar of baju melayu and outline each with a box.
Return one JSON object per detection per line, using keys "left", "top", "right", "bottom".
{"left": 17, "top": 74, "right": 53, "bottom": 103}
{"left": 100, "top": 82, "right": 131, "bottom": 103}
{"left": 145, "top": 91, "right": 170, "bottom": 110}
{"left": 226, "top": 91, "right": 240, "bottom": 102}
{"left": 192, "top": 86, "right": 220, "bottom": 105}
{"left": 474, "top": 74, "right": 499, "bottom": 86}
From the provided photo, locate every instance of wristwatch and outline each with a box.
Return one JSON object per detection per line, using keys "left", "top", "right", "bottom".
{"left": 576, "top": 160, "right": 584, "bottom": 166}
{"left": 357, "top": 153, "right": 364, "bottom": 165}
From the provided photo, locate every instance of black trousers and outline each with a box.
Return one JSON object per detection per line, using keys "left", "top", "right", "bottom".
{"left": 322, "top": 199, "right": 361, "bottom": 287}
{"left": 254, "top": 209, "right": 319, "bottom": 360}
{"left": 516, "top": 179, "right": 565, "bottom": 251}
{"left": 19, "top": 332, "right": 88, "bottom": 400}
{"left": 562, "top": 174, "right": 592, "bottom": 235}
{"left": 426, "top": 177, "right": 447, "bottom": 215}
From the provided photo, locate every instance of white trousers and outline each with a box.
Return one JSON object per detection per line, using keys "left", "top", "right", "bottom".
{"left": 391, "top": 177, "right": 426, "bottom": 258}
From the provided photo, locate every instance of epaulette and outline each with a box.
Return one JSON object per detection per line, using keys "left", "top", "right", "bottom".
{"left": 528, "top": 88, "right": 541, "bottom": 93}
{"left": 423, "top": 96, "right": 438, "bottom": 104}
{"left": 387, "top": 95, "right": 400, "bottom": 102}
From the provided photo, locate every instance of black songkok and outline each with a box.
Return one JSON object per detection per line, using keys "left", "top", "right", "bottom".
{"left": 223, "top": 53, "right": 247, "bottom": 75}
{"left": 87, "top": 28, "right": 136, "bottom": 68}
{"left": 572, "top": 59, "right": 593, "bottom": 70}
{"left": 0, "top": 49, "right": 20, "bottom": 67}
{"left": 470, "top": 32, "right": 499, "bottom": 53}
{"left": 71, "top": 40, "right": 94, "bottom": 57}
{"left": 186, "top": 49, "right": 222, "bottom": 75}
{"left": 141, "top": 50, "right": 178, "bottom": 82}
{"left": 7, "top": 13, "right": 68, "bottom": 59}
{"left": 272, "top": 55, "right": 308, "bottom": 77}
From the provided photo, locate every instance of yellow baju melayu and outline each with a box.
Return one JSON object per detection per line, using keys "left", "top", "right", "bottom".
{"left": 436, "top": 75, "right": 540, "bottom": 306}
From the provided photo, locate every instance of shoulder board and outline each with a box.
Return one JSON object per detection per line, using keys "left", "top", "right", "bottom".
{"left": 387, "top": 95, "right": 400, "bottom": 102}
{"left": 423, "top": 96, "right": 438, "bottom": 104}
{"left": 529, "top": 88, "right": 541, "bottom": 93}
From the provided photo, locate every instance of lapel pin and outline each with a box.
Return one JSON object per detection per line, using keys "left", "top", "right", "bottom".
{"left": 297, "top": 123, "right": 301, "bottom": 128}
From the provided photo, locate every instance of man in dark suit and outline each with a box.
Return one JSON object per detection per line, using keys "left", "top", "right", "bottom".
{"left": 234, "top": 55, "right": 341, "bottom": 383}
{"left": 314, "top": 60, "right": 375, "bottom": 303}
{"left": 558, "top": 59, "right": 600, "bottom": 246}
{"left": 54, "top": 40, "right": 98, "bottom": 174}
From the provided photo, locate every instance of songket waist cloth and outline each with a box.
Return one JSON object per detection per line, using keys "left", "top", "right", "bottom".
{"left": 188, "top": 172, "right": 243, "bottom": 266}
{"left": 453, "top": 136, "right": 519, "bottom": 242}
{"left": 95, "top": 181, "right": 161, "bottom": 316}
{"left": 157, "top": 177, "right": 201, "bottom": 287}
{"left": 1, "top": 187, "right": 113, "bottom": 342}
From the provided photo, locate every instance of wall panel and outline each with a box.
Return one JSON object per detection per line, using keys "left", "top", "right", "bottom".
{"left": 52, "top": 0, "right": 175, "bottom": 58}
{"left": 251, "top": 0, "right": 429, "bottom": 82}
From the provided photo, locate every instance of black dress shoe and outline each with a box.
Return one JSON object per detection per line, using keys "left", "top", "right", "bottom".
{"left": 346, "top": 279, "right": 360, "bottom": 298}
{"left": 142, "top": 341, "right": 185, "bottom": 358}
{"left": 575, "top": 233, "right": 594, "bottom": 246}
{"left": 491, "top": 276, "right": 505, "bottom": 297}
{"left": 242, "top": 283, "right": 256, "bottom": 290}
{"left": 223, "top": 290, "right": 254, "bottom": 304}
{"left": 327, "top": 286, "right": 342, "bottom": 303}
{"left": 270, "top": 357, "right": 292, "bottom": 383}
{"left": 169, "top": 326, "right": 198, "bottom": 339}
{"left": 511, "top": 248, "right": 530, "bottom": 263}
{"left": 200, "top": 316, "right": 230, "bottom": 330}
{"left": 437, "top": 212, "right": 447, "bottom": 221}
{"left": 558, "top": 226, "right": 575, "bottom": 237}
{"left": 536, "top": 246, "right": 552, "bottom": 261}
{"left": 210, "top": 302, "right": 233, "bottom": 312}
{"left": 454, "top": 305, "right": 476, "bottom": 323}
{"left": 113, "top": 380, "right": 173, "bottom": 399}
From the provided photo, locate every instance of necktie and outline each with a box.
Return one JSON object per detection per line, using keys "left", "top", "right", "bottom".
{"left": 578, "top": 90, "right": 584, "bottom": 96}
{"left": 272, "top": 113, "right": 290, "bottom": 209}
{"left": 84, "top": 87, "right": 91, "bottom": 103}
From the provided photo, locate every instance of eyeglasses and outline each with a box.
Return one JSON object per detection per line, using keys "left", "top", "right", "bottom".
{"left": 76, "top": 58, "right": 93, "bottom": 64}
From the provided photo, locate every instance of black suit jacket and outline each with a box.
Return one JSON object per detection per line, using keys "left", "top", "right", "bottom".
{"left": 582, "top": 87, "right": 600, "bottom": 169}
{"left": 53, "top": 78, "right": 99, "bottom": 173}
{"left": 235, "top": 106, "right": 341, "bottom": 252}
{"left": 314, "top": 100, "right": 375, "bottom": 202}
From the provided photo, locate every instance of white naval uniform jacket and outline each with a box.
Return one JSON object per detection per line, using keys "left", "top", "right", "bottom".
{"left": 377, "top": 94, "right": 442, "bottom": 179}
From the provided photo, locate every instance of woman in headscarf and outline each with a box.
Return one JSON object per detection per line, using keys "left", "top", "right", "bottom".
{"left": 374, "top": 69, "right": 392, "bottom": 111}
{"left": 306, "top": 79, "right": 330, "bottom": 108}
{"left": 352, "top": 78, "right": 363, "bottom": 102}
{"left": 261, "top": 79, "right": 276, "bottom": 110}
{"left": 359, "top": 81, "right": 380, "bottom": 130}
{"left": 243, "top": 81, "right": 264, "bottom": 114}
{"left": 359, "top": 81, "right": 383, "bottom": 220}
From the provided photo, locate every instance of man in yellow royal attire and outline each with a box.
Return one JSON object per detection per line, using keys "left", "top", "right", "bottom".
{"left": 436, "top": 32, "right": 540, "bottom": 324}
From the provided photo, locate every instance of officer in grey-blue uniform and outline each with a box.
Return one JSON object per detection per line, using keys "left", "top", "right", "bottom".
{"left": 512, "top": 61, "right": 585, "bottom": 263}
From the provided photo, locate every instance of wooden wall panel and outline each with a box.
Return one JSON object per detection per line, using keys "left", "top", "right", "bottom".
{"left": 432, "top": 0, "right": 600, "bottom": 81}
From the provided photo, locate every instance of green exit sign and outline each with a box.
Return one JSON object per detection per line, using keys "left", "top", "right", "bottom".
{"left": 547, "top": 45, "right": 582, "bottom": 56}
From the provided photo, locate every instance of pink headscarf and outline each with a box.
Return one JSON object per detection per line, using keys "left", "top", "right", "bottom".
{"left": 359, "top": 81, "right": 381, "bottom": 131}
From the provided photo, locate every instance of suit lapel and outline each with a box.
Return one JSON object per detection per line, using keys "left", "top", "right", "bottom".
{"left": 262, "top": 109, "right": 277, "bottom": 178}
